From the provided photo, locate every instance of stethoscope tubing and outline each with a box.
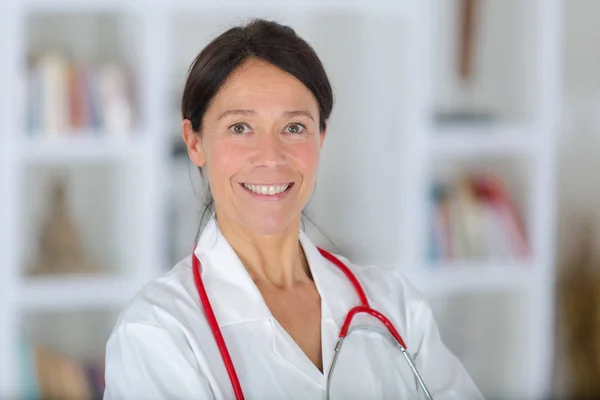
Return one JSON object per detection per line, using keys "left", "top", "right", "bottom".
{"left": 192, "top": 247, "right": 432, "bottom": 400}
{"left": 193, "top": 253, "right": 246, "bottom": 400}
{"left": 325, "top": 326, "right": 433, "bottom": 400}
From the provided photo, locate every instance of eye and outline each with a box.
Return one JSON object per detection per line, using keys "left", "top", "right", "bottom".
{"left": 285, "top": 123, "right": 306, "bottom": 134}
{"left": 230, "top": 123, "right": 251, "bottom": 135}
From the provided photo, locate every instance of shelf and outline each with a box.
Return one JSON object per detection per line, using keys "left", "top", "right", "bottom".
{"left": 413, "top": 262, "right": 533, "bottom": 295}
{"left": 430, "top": 124, "right": 536, "bottom": 157}
{"left": 427, "top": 289, "right": 529, "bottom": 398}
{"left": 21, "top": 307, "right": 117, "bottom": 363}
{"left": 165, "top": 0, "right": 412, "bottom": 13}
{"left": 19, "top": 134, "right": 150, "bottom": 164}
{"left": 17, "top": 274, "right": 143, "bottom": 311}
{"left": 19, "top": 0, "right": 147, "bottom": 12}
{"left": 15, "top": 0, "right": 415, "bottom": 15}
{"left": 19, "top": 307, "right": 116, "bottom": 397}
{"left": 24, "top": 11, "right": 142, "bottom": 136}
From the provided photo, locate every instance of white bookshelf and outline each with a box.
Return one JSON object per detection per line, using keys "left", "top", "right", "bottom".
{"left": 0, "top": 0, "right": 562, "bottom": 399}
{"left": 431, "top": 124, "right": 538, "bottom": 157}
{"left": 405, "top": 1, "right": 562, "bottom": 399}
{"left": 413, "top": 262, "right": 534, "bottom": 294}
{"left": 17, "top": 275, "right": 142, "bottom": 311}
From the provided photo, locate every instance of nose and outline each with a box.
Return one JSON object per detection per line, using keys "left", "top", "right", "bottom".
{"left": 252, "top": 132, "right": 286, "bottom": 168}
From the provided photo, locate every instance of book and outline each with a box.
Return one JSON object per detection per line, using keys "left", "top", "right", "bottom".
{"left": 20, "top": 340, "right": 105, "bottom": 400}
{"left": 26, "top": 51, "right": 137, "bottom": 136}
{"left": 428, "top": 173, "right": 530, "bottom": 264}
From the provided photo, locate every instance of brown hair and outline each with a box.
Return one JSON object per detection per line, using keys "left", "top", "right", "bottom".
{"left": 181, "top": 18, "right": 333, "bottom": 133}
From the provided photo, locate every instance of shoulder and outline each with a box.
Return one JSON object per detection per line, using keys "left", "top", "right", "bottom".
{"left": 112, "top": 256, "right": 199, "bottom": 331}
{"left": 326, "top": 251, "right": 426, "bottom": 313}
{"left": 103, "top": 258, "right": 217, "bottom": 399}
{"left": 324, "top": 252, "right": 440, "bottom": 352}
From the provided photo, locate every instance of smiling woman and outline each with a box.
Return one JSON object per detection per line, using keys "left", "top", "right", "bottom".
{"left": 182, "top": 58, "right": 325, "bottom": 238}
{"left": 102, "top": 19, "right": 483, "bottom": 400}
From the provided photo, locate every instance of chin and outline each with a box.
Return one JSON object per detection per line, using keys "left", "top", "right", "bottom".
{"left": 241, "top": 213, "right": 300, "bottom": 236}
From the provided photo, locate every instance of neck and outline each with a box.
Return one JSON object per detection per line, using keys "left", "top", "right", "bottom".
{"left": 216, "top": 214, "right": 310, "bottom": 289}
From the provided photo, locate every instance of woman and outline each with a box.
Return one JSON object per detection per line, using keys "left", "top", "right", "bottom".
{"left": 103, "top": 19, "right": 483, "bottom": 400}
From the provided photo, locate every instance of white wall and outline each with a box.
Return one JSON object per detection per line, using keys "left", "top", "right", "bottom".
{"left": 556, "top": 0, "right": 600, "bottom": 266}
{"left": 554, "top": 0, "right": 600, "bottom": 395}
{"left": 559, "top": 0, "right": 600, "bottom": 216}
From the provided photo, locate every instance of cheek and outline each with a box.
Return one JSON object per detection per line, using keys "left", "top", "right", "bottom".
{"left": 205, "top": 141, "right": 247, "bottom": 186}
{"left": 291, "top": 141, "right": 321, "bottom": 181}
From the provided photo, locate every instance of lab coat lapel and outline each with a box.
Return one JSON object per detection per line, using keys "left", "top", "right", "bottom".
{"left": 193, "top": 219, "right": 360, "bottom": 390}
{"left": 300, "top": 232, "right": 360, "bottom": 320}
{"left": 298, "top": 232, "right": 362, "bottom": 383}
{"left": 260, "top": 230, "right": 347, "bottom": 389}
{"left": 193, "top": 218, "right": 271, "bottom": 327}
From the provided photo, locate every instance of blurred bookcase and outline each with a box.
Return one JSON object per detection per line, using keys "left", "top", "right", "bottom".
{"left": 407, "top": 1, "right": 561, "bottom": 398}
{"left": 0, "top": 1, "right": 170, "bottom": 398}
{"left": 0, "top": 0, "right": 562, "bottom": 399}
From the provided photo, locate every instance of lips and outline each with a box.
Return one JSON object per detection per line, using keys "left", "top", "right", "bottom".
{"left": 242, "top": 183, "right": 292, "bottom": 196}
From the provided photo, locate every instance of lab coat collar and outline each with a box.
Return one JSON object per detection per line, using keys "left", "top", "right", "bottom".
{"left": 298, "top": 231, "right": 359, "bottom": 319}
{"left": 193, "top": 217, "right": 359, "bottom": 387}
{"left": 193, "top": 217, "right": 357, "bottom": 328}
{"left": 193, "top": 217, "right": 272, "bottom": 327}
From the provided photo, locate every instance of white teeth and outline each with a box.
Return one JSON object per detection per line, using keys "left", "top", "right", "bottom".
{"left": 244, "top": 183, "right": 290, "bottom": 195}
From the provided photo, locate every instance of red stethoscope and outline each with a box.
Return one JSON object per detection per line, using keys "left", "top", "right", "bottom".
{"left": 192, "top": 247, "right": 433, "bottom": 400}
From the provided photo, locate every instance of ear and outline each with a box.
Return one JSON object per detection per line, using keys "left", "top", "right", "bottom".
{"left": 182, "top": 119, "right": 206, "bottom": 168}
{"left": 319, "top": 120, "right": 328, "bottom": 148}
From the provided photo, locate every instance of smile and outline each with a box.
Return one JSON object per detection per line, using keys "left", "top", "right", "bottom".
{"left": 242, "top": 183, "right": 293, "bottom": 196}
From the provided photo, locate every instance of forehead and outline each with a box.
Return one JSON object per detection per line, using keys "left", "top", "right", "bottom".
{"left": 210, "top": 59, "right": 318, "bottom": 110}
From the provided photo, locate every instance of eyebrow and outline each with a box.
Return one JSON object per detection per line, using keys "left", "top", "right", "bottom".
{"left": 283, "top": 110, "right": 315, "bottom": 121}
{"left": 217, "top": 109, "right": 256, "bottom": 120}
{"left": 217, "top": 109, "right": 315, "bottom": 122}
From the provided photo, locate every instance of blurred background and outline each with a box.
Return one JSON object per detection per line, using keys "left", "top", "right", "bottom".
{"left": 1, "top": 0, "right": 598, "bottom": 398}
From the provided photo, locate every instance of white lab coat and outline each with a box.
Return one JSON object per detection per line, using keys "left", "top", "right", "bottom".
{"left": 103, "top": 219, "right": 484, "bottom": 399}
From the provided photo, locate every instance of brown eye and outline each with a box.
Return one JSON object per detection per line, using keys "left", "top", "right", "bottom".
{"left": 231, "top": 123, "right": 249, "bottom": 135}
{"left": 285, "top": 123, "right": 305, "bottom": 134}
